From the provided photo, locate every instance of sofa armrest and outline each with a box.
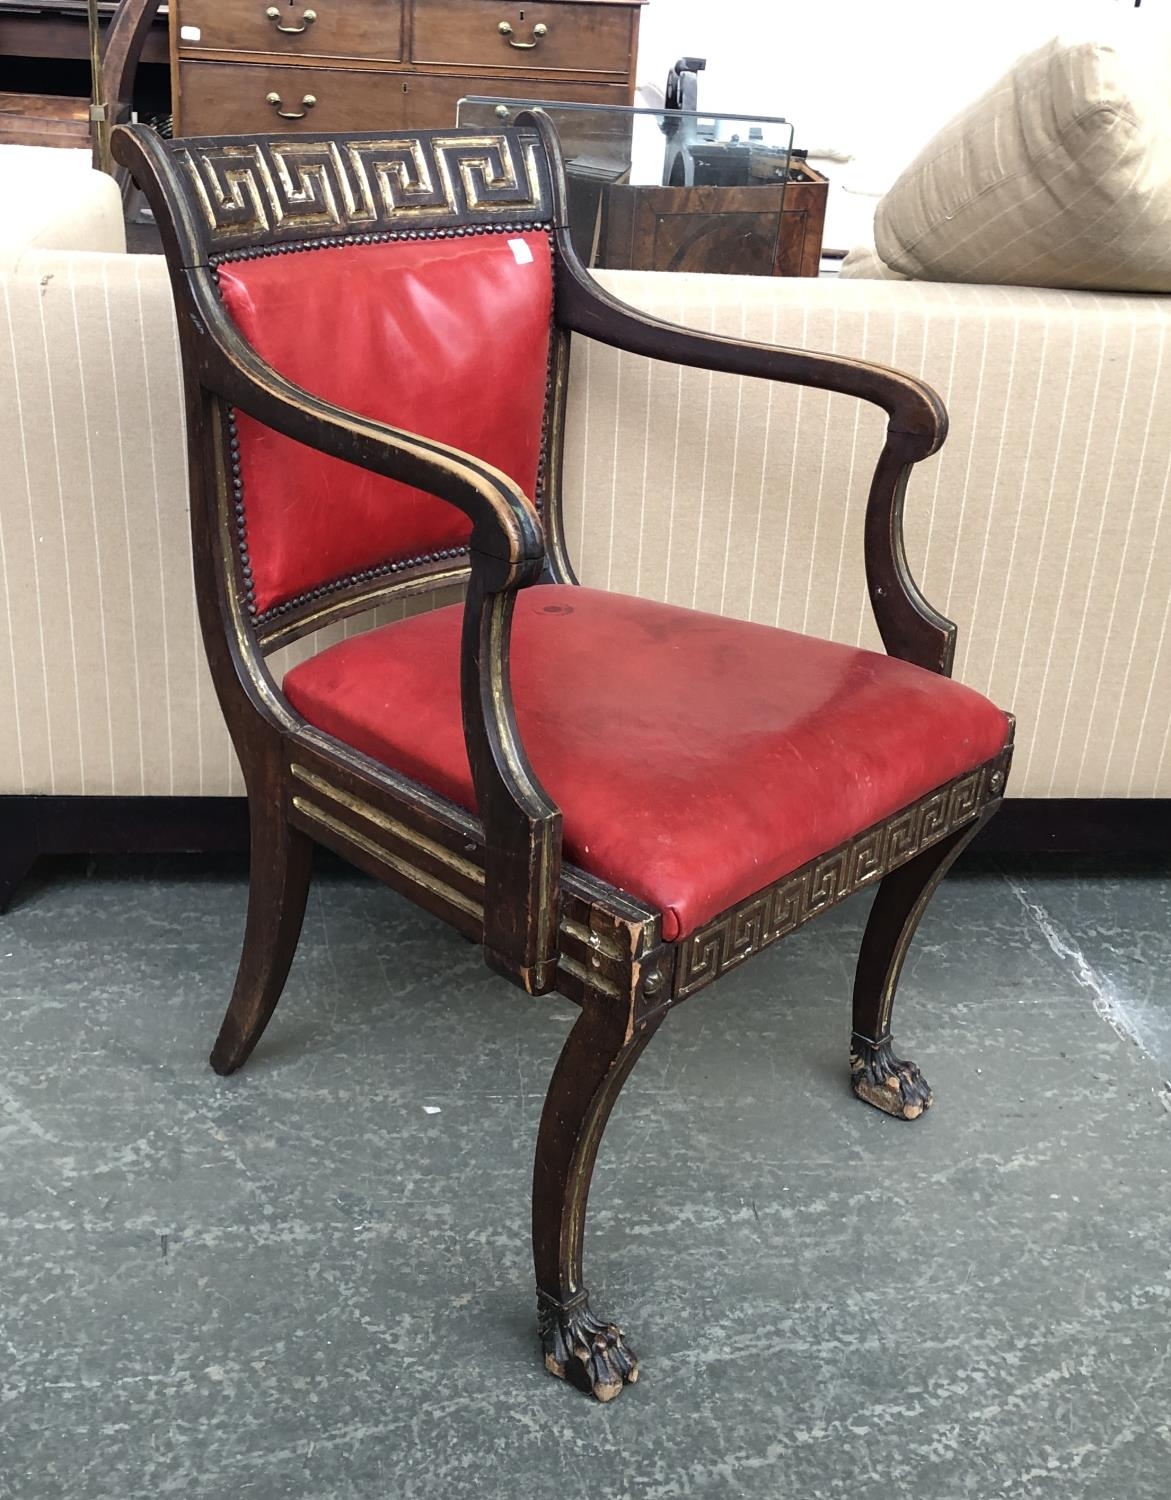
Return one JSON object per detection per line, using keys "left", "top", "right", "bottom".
{"left": 0, "top": 250, "right": 189, "bottom": 795}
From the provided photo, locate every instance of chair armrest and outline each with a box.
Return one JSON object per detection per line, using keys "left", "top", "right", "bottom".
{"left": 461, "top": 578, "right": 562, "bottom": 994}
{"left": 556, "top": 256, "right": 956, "bottom": 674}
{"left": 186, "top": 268, "right": 562, "bottom": 989}
{"left": 557, "top": 256, "right": 947, "bottom": 454}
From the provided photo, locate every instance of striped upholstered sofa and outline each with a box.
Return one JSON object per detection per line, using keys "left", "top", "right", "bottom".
{"left": 2, "top": 155, "right": 1169, "bottom": 903}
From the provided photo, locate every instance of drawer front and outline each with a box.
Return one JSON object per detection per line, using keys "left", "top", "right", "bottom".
{"left": 176, "top": 0, "right": 403, "bottom": 64}
{"left": 178, "top": 62, "right": 408, "bottom": 136}
{"left": 404, "top": 74, "right": 631, "bottom": 130}
{"left": 411, "top": 1, "right": 634, "bottom": 77}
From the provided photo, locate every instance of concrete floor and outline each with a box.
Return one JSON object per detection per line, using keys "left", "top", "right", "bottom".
{"left": 2, "top": 854, "right": 1169, "bottom": 1499}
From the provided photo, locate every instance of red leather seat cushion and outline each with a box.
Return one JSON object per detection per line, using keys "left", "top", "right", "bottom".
{"left": 284, "top": 588, "right": 1009, "bottom": 941}
{"left": 216, "top": 231, "right": 552, "bottom": 616}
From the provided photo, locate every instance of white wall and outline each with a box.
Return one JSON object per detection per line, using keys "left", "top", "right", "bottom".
{"left": 635, "top": 0, "right": 1163, "bottom": 249}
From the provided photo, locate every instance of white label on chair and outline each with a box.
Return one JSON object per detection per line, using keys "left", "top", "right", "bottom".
{"left": 180, "top": 25, "right": 202, "bottom": 41}
{"left": 508, "top": 238, "right": 534, "bottom": 265}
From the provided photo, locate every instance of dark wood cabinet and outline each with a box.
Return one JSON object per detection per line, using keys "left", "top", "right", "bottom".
{"left": 176, "top": 0, "right": 405, "bottom": 63}
{"left": 599, "top": 160, "right": 830, "bottom": 278}
{"left": 410, "top": 0, "right": 636, "bottom": 76}
{"left": 171, "top": 0, "right": 645, "bottom": 137}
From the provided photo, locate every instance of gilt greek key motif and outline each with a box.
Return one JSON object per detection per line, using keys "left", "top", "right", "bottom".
{"left": 172, "top": 131, "right": 552, "bottom": 250}
{"left": 674, "top": 759, "right": 1006, "bottom": 1000}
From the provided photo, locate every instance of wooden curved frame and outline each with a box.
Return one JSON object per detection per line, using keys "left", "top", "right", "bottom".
{"left": 92, "top": 0, "right": 165, "bottom": 174}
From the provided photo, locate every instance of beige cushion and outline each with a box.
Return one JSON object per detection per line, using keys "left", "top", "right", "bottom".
{"left": 874, "top": 32, "right": 1171, "bottom": 292}
{"left": 0, "top": 145, "right": 126, "bottom": 270}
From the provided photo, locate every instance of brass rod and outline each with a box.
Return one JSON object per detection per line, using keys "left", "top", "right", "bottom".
{"left": 87, "top": 0, "right": 111, "bottom": 175}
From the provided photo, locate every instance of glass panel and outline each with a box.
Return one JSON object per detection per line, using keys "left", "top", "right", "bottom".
{"left": 457, "top": 97, "right": 796, "bottom": 276}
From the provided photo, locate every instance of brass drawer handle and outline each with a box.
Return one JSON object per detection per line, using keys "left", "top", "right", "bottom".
{"left": 497, "top": 20, "right": 547, "bottom": 49}
{"left": 265, "top": 6, "right": 317, "bottom": 34}
{"left": 265, "top": 91, "right": 317, "bottom": 119}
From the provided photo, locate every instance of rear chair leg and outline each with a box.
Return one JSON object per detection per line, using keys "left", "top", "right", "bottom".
{"left": 851, "top": 820, "right": 985, "bottom": 1121}
{"left": 210, "top": 797, "right": 313, "bottom": 1076}
{"left": 532, "top": 998, "right": 664, "bottom": 1401}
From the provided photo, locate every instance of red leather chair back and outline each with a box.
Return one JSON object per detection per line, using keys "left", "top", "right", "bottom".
{"left": 216, "top": 229, "right": 554, "bottom": 621}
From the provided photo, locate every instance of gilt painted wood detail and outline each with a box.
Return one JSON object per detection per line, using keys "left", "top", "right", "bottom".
{"left": 172, "top": 130, "right": 553, "bottom": 249}
{"left": 674, "top": 754, "right": 1010, "bottom": 1001}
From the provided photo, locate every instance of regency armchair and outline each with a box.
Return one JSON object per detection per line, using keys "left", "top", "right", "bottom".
{"left": 113, "top": 117, "right": 1013, "bottom": 1403}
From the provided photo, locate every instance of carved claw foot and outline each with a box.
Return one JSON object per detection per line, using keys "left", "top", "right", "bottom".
{"left": 537, "top": 1289, "right": 639, "bottom": 1402}
{"left": 850, "top": 1033, "right": 933, "bottom": 1121}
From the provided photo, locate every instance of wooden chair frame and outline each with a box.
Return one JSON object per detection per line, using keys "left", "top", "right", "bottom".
{"left": 113, "top": 115, "right": 1012, "bottom": 1402}
{"left": 94, "top": 0, "right": 165, "bottom": 177}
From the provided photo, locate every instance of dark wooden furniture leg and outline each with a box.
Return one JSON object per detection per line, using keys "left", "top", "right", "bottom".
{"left": 532, "top": 998, "right": 665, "bottom": 1401}
{"left": 209, "top": 790, "right": 313, "bottom": 1076}
{"left": 850, "top": 819, "right": 988, "bottom": 1121}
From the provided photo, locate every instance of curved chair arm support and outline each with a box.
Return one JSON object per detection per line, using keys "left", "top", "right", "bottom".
{"left": 554, "top": 252, "right": 956, "bottom": 673}
{"left": 864, "top": 437, "right": 956, "bottom": 675}
{"left": 462, "top": 576, "right": 563, "bottom": 993}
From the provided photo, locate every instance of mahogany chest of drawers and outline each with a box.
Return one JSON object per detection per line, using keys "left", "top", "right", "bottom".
{"left": 169, "top": 0, "right": 646, "bottom": 137}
